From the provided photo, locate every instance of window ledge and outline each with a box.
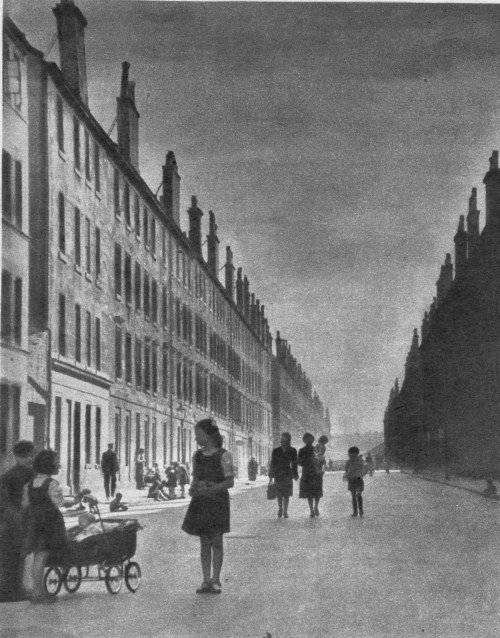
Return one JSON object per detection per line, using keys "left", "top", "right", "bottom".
{"left": 74, "top": 167, "right": 82, "bottom": 178}
{"left": 152, "top": 253, "right": 157, "bottom": 261}
{"left": 58, "top": 250, "right": 68, "bottom": 263}
{"left": 58, "top": 149, "right": 66, "bottom": 161}
{"left": 95, "top": 276, "right": 102, "bottom": 289}
{"left": 85, "top": 178, "right": 92, "bottom": 190}
{"left": 74, "top": 263, "right": 82, "bottom": 274}
{"left": 115, "top": 213, "right": 121, "bottom": 221}
{"left": 135, "top": 235, "right": 141, "bottom": 243}
{"left": 126, "top": 301, "right": 132, "bottom": 309}
{"left": 126, "top": 224, "right": 132, "bottom": 233}
{"left": 116, "top": 293, "right": 122, "bottom": 302}
{"left": 95, "top": 190, "right": 101, "bottom": 200}
{"left": 85, "top": 272, "right": 92, "bottom": 282}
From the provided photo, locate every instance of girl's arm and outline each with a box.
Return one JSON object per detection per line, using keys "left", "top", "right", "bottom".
{"left": 197, "top": 451, "right": 235, "bottom": 495}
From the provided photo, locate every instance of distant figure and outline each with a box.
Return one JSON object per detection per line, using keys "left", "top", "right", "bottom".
{"left": 165, "top": 465, "right": 177, "bottom": 499}
{"left": 135, "top": 449, "right": 145, "bottom": 489}
{"left": 269, "top": 432, "right": 299, "bottom": 519}
{"left": 365, "top": 452, "right": 375, "bottom": 477}
{"left": 110, "top": 492, "right": 128, "bottom": 512}
{"left": 314, "top": 435, "right": 329, "bottom": 475}
{"left": 0, "top": 440, "right": 36, "bottom": 602}
{"left": 298, "top": 433, "right": 324, "bottom": 518}
{"left": 483, "top": 480, "right": 498, "bottom": 498}
{"left": 101, "top": 443, "right": 119, "bottom": 501}
{"left": 174, "top": 462, "right": 190, "bottom": 498}
{"left": 343, "top": 446, "right": 368, "bottom": 517}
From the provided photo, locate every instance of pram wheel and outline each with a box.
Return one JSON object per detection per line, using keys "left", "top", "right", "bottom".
{"left": 43, "top": 567, "right": 62, "bottom": 596}
{"left": 63, "top": 566, "right": 82, "bottom": 593}
{"left": 105, "top": 565, "right": 123, "bottom": 594}
{"left": 125, "top": 561, "right": 141, "bottom": 593}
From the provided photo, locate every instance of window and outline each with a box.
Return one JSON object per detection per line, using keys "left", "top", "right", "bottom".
{"left": 85, "top": 217, "right": 91, "bottom": 274}
{"left": 85, "top": 404, "right": 91, "bottom": 465}
{"left": 58, "top": 293, "right": 66, "bottom": 355}
{"left": 114, "top": 244, "right": 122, "bottom": 297}
{"left": 122, "top": 252, "right": 132, "bottom": 306}
{"left": 162, "top": 227, "right": 167, "bottom": 266}
{"left": 94, "top": 142, "right": 100, "bottom": 191}
{"left": 73, "top": 117, "right": 80, "bottom": 170}
{"left": 114, "top": 169, "right": 120, "bottom": 217}
{"left": 56, "top": 95, "right": 64, "bottom": 151}
{"left": 95, "top": 407, "right": 102, "bottom": 465}
{"left": 151, "top": 279, "right": 158, "bottom": 324}
{"left": 143, "top": 272, "right": 150, "bottom": 318}
{"left": 134, "top": 262, "right": 141, "bottom": 310}
{"left": 75, "top": 304, "right": 81, "bottom": 362}
{"left": 58, "top": 192, "right": 66, "bottom": 253}
{"left": 95, "top": 227, "right": 101, "bottom": 278}
{"left": 134, "top": 195, "right": 140, "bottom": 236}
{"left": 143, "top": 208, "right": 149, "bottom": 246}
{"left": 144, "top": 340, "right": 151, "bottom": 392}
{"left": 115, "top": 324, "right": 122, "bottom": 379}
{"left": 55, "top": 397, "right": 62, "bottom": 457}
{"left": 95, "top": 317, "right": 101, "bottom": 371}
{"left": 0, "top": 384, "right": 21, "bottom": 454}
{"left": 151, "top": 217, "right": 156, "bottom": 255}
{"left": 135, "top": 338, "right": 142, "bottom": 388}
{"left": 74, "top": 208, "right": 81, "bottom": 267}
{"left": 85, "top": 310, "right": 91, "bottom": 366}
{"left": 152, "top": 418, "right": 157, "bottom": 464}
{"left": 162, "top": 286, "right": 167, "bottom": 328}
{"left": 84, "top": 130, "right": 90, "bottom": 180}
{"left": 162, "top": 345, "right": 168, "bottom": 397}
{"left": 124, "top": 183, "right": 131, "bottom": 226}
{"left": 152, "top": 342, "right": 158, "bottom": 395}
{"left": 1, "top": 151, "right": 22, "bottom": 228}
{"left": 1, "top": 271, "right": 22, "bottom": 345}
{"left": 125, "top": 332, "right": 132, "bottom": 384}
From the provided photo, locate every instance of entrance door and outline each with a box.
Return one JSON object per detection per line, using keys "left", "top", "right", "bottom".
{"left": 28, "top": 403, "right": 45, "bottom": 451}
{"left": 73, "top": 403, "right": 81, "bottom": 493}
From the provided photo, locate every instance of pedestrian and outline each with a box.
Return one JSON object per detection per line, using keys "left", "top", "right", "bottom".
{"left": 22, "top": 449, "right": 67, "bottom": 604}
{"left": 109, "top": 492, "right": 128, "bottom": 512}
{"left": 101, "top": 443, "right": 119, "bottom": 501}
{"left": 135, "top": 448, "right": 145, "bottom": 489}
{"left": 483, "top": 479, "right": 498, "bottom": 498}
{"left": 174, "top": 461, "right": 189, "bottom": 498}
{"left": 165, "top": 464, "right": 177, "bottom": 499}
{"left": 343, "top": 446, "right": 368, "bottom": 517}
{"left": 268, "top": 432, "right": 298, "bottom": 519}
{"left": 365, "top": 452, "right": 375, "bottom": 477}
{"left": 0, "top": 440, "right": 36, "bottom": 602}
{"left": 182, "top": 418, "right": 234, "bottom": 594}
{"left": 298, "top": 433, "right": 324, "bottom": 518}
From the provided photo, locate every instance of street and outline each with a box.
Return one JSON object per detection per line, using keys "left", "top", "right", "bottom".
{"left": 2, "top": 472, "right": 500, "bottom": 638}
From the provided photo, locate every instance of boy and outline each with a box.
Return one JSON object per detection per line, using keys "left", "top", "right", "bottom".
{"left": 343, "top": 446, "right": 367, "bottom": 517}
{"left": 109, "top": 492, "right": 128, "bottom": 512}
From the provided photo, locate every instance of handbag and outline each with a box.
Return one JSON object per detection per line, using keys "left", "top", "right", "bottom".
{"left": 266, "top": 481, "right": 277, "bottom": 500}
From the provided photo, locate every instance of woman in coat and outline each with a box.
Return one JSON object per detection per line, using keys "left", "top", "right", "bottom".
{"left": 268, "top": 432, "right": 298, "bottom": 519}
{"left": 298, "top": 432, "right": 323, "bottom": 518}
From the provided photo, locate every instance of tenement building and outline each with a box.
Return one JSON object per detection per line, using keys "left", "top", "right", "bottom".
{"left": 385, "top": 152, "right": 500, "bottom": 479}
{"left": 1, "top": 1, "right": 330, "bottom": 490}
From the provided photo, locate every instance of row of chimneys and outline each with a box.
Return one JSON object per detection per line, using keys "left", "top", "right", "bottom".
{"left": 52, "top": 0, "right": 272, "bottom": 347}
{"left": 418, "top": 152, "right": 500, "bottom": 342}
{"left": 275, "top": 331, "right": 313, "bottom": 396}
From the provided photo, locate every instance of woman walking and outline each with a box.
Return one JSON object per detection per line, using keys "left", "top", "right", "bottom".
{"left": 268, "top": 432, "right": 298, "bottom": 518}
{"left": 22, "top": 449, "right": 67, "bottom": 603}
{"left": 298, "top": 433, "right": 324, "bottom": 518}
{"left": 182, "top": 419, "right": 234, "bottom": 594}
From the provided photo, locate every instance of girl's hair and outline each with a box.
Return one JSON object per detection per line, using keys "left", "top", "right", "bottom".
{"left": 318, "top": 435, "right": 329, "bottom": 444}
{"left": 302, "top": 432, "right": 315, "bottom": 444}
{"left": 195, "top": 418, "right": 223, "bottom": 449}
{"left": 281, "top": 432, "right": 291, "bottom": 441}
{"left": 33, "top": 449, "right": 59, "bottom": 475}
{"left": 348, "top": 446, "right": 360, "bottom": 455}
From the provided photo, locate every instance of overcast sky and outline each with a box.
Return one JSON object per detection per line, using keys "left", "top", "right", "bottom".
{"left": 8, "top": 1, "right": 500, "bottom": 434}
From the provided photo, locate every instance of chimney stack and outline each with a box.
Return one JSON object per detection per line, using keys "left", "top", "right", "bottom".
{"left": 162, "top": 151, "right": 181, "bottom": 225}
{"left": 436, "top": 253, "right": 453, "bottom": 305}
{"left": 483, "top": 150, "right": 500, "bottom": 227}
{"left": 236, "top": 268, "right": 243, "bottom": 311}
{"left": 243, "top": 276, "right": 250, "bottom": 318}
{"left": 225, "top": 247, "right": 235, "bottom": 299}
{"left": 467, "top": 187, "right": 480, "bottom": 257}
{"left": 116, "top": 61, "right": 140, "bottom": 168}
{"left": 454, "top": 215, "right": 467, "bottom": 278}
{"left": 207, "top": 211, "right": 220, "bottom": 276}
{"left": 53, "top": 0, "right": 88, "bottom": 104}
{"left": 187, "top": 196, "right": 203, "bottom": 256}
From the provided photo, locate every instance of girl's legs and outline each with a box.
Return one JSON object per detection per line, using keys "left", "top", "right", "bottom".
{"left": 277, "top": 496, "right": 283, "bottom": 517}
{"left": 210, "top": 533, "right": 224, "bottom": 587}
{"left": 283, "top": 496, "right": 290, "bottom": 518}
{"left": 307, "top": 497, "right": 315, "bottom": 517}
{"left": 357, "top": 492, "right": 364, "bottom": 517}
{"left": 314, "top": 497, "right": 320, "bottom": 516}
{"left": 199, "top": 535, "right": 212, "bottom": 585}
{"left": 31, "top": 550, "right": 49, "bottom": 601}
{"left": 351, "top": 491, "right": 358, "bottom": 516}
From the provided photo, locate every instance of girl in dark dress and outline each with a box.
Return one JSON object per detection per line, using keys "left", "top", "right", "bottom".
{"left": 182, "top": 419, "right": 234, "bottom": 594}
{"left": 298, "top": 432, "right": 324, "bottom": 518}
{"left": 268, "top": 432, "right": 298, "bottom": 518}
{"left": 22, "top": 449, "right": 67, "bottom": 603}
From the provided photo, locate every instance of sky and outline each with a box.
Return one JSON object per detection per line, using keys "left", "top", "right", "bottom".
{"left": 7, "top": 1, "right": 500, "bottom": 435}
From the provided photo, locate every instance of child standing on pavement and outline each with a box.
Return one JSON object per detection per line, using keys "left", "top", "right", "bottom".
{"left": 181, "top": 419, "right": 234, "bottom": 594}
{"left": 343, "top": 446, "right": 367, "bottom": 517}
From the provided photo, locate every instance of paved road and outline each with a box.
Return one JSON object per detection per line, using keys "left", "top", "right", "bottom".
{"left": 2, "top": 472, "right": 500, "bottom": 638}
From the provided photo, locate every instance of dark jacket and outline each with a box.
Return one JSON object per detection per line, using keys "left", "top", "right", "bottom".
{"left": 101, "top": 450, "right": 119, "bottom": 475}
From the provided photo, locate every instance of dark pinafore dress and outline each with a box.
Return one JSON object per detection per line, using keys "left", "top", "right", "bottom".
{"left": 182, "top": 448, "right": 230, "bottom": 536}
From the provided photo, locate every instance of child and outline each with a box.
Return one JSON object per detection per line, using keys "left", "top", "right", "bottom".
{"left": 314, "top": 435, "right": 329, "bottom": 475}
{"left": 343, "top": 446, "right": 367, "bottom": 517}
{"left": 182, "top": 419, "right": 234, "bottom": 594}
{"left": 109, "top": 492, "right": 128, "bottom": 512}
{"left": 483, "top": 480, "right": 498, "bottom": 498}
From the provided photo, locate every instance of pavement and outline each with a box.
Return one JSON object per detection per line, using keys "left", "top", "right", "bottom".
{"left": 400, "top": 467, "right": 500, "bottom": 502}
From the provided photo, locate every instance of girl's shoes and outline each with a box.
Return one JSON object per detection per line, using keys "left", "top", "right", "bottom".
{"left": 314, "top": 507, "right": 320, "bottom": 517}
{"left": 277, "top": 509, "right": 283, "bottom": 518}
{"left": 196, "top": 581, "right": 213, "bottom": 594}
{"left": 283, "top": 512, "right": 288, "bottom": 519}
{"left": 210, "top": 580, "right": 222, "bottom": 594}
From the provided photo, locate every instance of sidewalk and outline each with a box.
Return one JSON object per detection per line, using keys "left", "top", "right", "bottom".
{"left": 402, "top": 468, "right": 500, "bottom": 502}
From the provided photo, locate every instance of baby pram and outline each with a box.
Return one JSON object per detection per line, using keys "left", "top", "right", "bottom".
{"left": 44, "top": 502, "right": 143, "bottom": 596}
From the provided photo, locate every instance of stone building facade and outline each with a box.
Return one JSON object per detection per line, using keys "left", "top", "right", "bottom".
{"left": 1, "top": 1, "right": 329, "bottom": 490}
{"left": 385, "top": 153, "right": 500, "bottom": 479}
